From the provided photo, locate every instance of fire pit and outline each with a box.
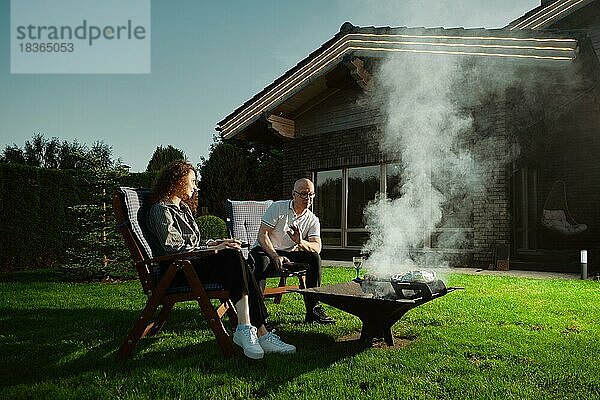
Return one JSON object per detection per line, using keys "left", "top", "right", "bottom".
{"left": 294, "top": 274, "right": 461, "bottom": 345}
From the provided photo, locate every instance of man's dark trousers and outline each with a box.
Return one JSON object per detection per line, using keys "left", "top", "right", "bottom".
{"left": 249, "top": 247, "right": 322, "bottom": 311}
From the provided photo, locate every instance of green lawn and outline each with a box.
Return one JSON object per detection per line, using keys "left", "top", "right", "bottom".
{"left": 1, "top": 267, "right": 600, "bottom": 399}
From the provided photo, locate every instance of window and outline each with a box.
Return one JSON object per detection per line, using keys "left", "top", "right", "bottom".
{"left": 347, "top": 165, "right": 380, "bottom": 246}
{"left": 314, "top": 165, "right": 381, "bottom": 248}
{"left": 313, "top": 162, "right": 474, "bottom": 252}
{"left": 347, "top": 166, "right": 380, "bottom": 228}
{"left": 386, "top": 163, "right": 403, "bottom": 200}
{"left": 314, "top": 169, "right": 342, "bottom": 246}
{"left": 513, "top": 164, "right": 537, "bottom": 251}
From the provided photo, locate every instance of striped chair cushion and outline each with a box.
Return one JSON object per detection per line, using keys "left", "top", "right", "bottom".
{"left": 118, "top": 187, "right": 223, "bottom": 292}
{"left": 226, "top": 199, "right": 273, "bottom": 258}
{"left": 120, "top": 187, "right": 154, "bottom": 260}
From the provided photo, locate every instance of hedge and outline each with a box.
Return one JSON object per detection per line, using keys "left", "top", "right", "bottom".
{"left": 0, "top": 164, "right": 87, "bottom": 270}
{"left": 0, "top": 164, "right": 156, "bottom": 274}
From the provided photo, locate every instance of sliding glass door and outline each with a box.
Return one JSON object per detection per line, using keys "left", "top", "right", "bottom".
{"left": 314, "top": 162, "right": 473, "bottom": 252}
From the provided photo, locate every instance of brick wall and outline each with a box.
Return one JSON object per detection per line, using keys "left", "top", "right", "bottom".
{"left": 278, "top": 89, "right": 600, "bottom": 268}
{"left": 472, "top": 96, "right": 512, "bottom": 267}
{"left": 281, "top": 125, "right": 383, "bottom": 195}
{"left": 282, "top": 105, "right": 512, "bottom": 266}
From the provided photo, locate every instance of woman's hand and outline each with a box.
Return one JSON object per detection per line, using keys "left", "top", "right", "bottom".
{"left": 212, "top": 238, "right": 242, "bottom": 251}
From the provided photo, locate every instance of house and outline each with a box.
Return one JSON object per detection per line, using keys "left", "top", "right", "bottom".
{"left": 216, "top": 0, "right": 600, "bottom": 272}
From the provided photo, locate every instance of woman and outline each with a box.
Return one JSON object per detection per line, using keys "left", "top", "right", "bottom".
{"left": 146, "top": 160, "right": 295, "bottom": 359}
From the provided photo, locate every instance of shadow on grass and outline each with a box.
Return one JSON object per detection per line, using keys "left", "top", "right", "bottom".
{"left": 0, "top": 305, "right": 368, "bottom": 395}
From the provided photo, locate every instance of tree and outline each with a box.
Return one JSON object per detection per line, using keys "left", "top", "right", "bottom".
{"left": 14, "top": 133, "right": 60, "bottom": 168}
{"left": 61, "top": 166, "right": 132, "bottom": 280}
{"left": 43, "top": 137, "right": 61, "bottom": 169}
{"left": 146, "top": 145, "right": 186, "bottom": 172}
{"left": 58, "top": 139, "right": 88, "bottom": 169}
{"left": 198, "top": 138, "right": 282, "bottom": 218}
{"left": 1, "top": 134, "right": 118, "bottom": 170}
{"left": 23, "top": 133, "right": 46, "bottom": 167}
{"left": 86, "top": 140, "right": 115, "bottom": 170}
{"left": 198, "top": 142, "right": 255, "bottom": 218}
{"left": 235, "top": 139, "right": 283, "bottom": 200}
{"left": 1, "top": 144, "right": 25, "bottom": 164}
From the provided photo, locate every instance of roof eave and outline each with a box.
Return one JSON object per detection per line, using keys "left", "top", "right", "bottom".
{"left": 506, "top": 0, "right": 595, "bottom": 30}
{"left": 217, "top": 26, "right": 579, "bottom": 140}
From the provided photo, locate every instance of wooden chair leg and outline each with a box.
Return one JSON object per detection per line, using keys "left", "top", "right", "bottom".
{"left": 221, "top": 299, "right": 239, "bottom": 330}
{"left": 118, "top": 263, "right": 178, "bottom": 359}
{"left": 148, "top": 301, "right": 174, "bottom": 336}
{"left": 273, "top": 275, "right": 287, "bottom": 304}
{"left": 118, "top": 292, "right": 163, "bottom": 359}
{"left": 181, "top": 261, "right": 236, "bottom": 357}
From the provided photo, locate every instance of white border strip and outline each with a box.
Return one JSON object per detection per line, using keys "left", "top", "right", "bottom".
{"left": 510, "top": 0, "right": 590, "bottom": 30}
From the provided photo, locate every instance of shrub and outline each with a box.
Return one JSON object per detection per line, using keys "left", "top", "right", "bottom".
{"left": 0, "top": 163, "right": 148, "bottom": 278}
{"left": 195, "top": 215, "right": 228, "bottom": 240}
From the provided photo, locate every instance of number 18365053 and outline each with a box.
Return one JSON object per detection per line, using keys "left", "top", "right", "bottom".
{"left": 19, "top": 42, "right": 74, "bottom": 52}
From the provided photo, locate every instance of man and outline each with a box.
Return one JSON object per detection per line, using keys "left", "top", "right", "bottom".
{"left": 250, "top": 178, "right": 335, "bottom": 324}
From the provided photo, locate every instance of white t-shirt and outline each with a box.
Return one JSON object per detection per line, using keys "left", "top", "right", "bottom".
{"left": 254, "top": 200, "right": 320, "bottom": 252}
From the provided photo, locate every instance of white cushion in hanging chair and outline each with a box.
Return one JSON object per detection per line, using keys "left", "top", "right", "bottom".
{"left": 541, "top": 209, "right": 587, "bottom": 235}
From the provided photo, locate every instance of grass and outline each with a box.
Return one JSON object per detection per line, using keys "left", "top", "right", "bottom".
{"left": 1, "top": 267, "right": 600, "bottom": 399}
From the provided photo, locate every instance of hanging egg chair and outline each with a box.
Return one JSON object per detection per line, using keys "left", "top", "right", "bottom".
{"left": 541, "top": 180, "right": 587, "bottom": 235}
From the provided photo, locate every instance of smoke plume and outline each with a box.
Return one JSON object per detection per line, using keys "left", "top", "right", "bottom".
{"left": 363, "top": 54, "right": 517, "bottom": 273}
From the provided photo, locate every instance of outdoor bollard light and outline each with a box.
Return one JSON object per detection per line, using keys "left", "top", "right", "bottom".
{"left": 580, "top": 250, "right": 588, "bottom": 280}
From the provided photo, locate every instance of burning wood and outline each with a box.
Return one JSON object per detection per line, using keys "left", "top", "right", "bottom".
{"left": 361, "top": 270, "right": 447, "bottom": 300}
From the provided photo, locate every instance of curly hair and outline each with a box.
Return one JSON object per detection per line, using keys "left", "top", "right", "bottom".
{"left": 151, "top": 160, "right": 198, "bottom": 214}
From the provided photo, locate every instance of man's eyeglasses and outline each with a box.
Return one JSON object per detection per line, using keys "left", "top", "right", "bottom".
{"left": 294, "top": 190, "right": 316, "bottom": 200}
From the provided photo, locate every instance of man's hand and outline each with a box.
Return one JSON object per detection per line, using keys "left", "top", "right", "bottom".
{"left": 272, "top": 255, "right": 290, "bottom": 271}
{"left": 257, "top": 222, "right": 290, "bottom": 270}
{"left": 287, "top": 224, "right": 302, "bottom": 245}
{"left": 285, "top": 225, "right": 321, "bottom": 253}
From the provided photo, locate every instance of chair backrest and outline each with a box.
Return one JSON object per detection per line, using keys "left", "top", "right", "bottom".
{"left": 115, "top": 187, "right": 226, "bottom": 294}
{"left": 225, "top": 199, "right": 273, "bottom": 258}
{"left": 113, "top": 187, "right": 156, "bottom": 292}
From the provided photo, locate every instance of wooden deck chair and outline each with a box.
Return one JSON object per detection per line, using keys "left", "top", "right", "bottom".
{"left": 113, "top": 187, "right": 238, "bottom": 359}
{"left": 225, "top": 199, "right": 306, "bottom": 304}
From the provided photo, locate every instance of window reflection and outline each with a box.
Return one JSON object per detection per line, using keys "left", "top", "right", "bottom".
{"left": 386, "top": 163, "right": 403, "bottom": 200}
{"left": 347, "top": 231, "right": 369, "bottom": 247}
{"left": 312, "top": 162, "right": 474, "bottom": 252}
{"left": 315, "top": 170, "right": 342, "bottom": 229}
{"left": 347, "top": 166, "right": 380, "bottom": 228}
{"left": 321, "top": 231, "right": 342, "bottom": 246}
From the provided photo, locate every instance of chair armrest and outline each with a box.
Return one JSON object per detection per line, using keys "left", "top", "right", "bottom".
{"left": 282, "top": 261, "right": 309, "bottom": 270}
{"left": 136, "top": 249, "right": 217, "bottom": 266}
{"left": 273, "top": 262, "right": 308, "bottom": 277}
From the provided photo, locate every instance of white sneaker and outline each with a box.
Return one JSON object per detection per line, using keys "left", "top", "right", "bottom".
{"left": 233, "top": 325, "right": 264, "bottom": 359}
{"left": 259, "top": 331, "right": 296, "bottom": 354}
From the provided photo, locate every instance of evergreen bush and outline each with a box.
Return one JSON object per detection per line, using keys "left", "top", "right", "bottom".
{"left": 0, "top": 164, "right": 152, "bottom": 278}
{"left": 0, "top": 164, "right": 85, "bottom": 270}
{"left": 61, "top": 168, "right": 134, "bottom": 281}
{"left": 195, "top": 215, "right": 228, "bottom": 240}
